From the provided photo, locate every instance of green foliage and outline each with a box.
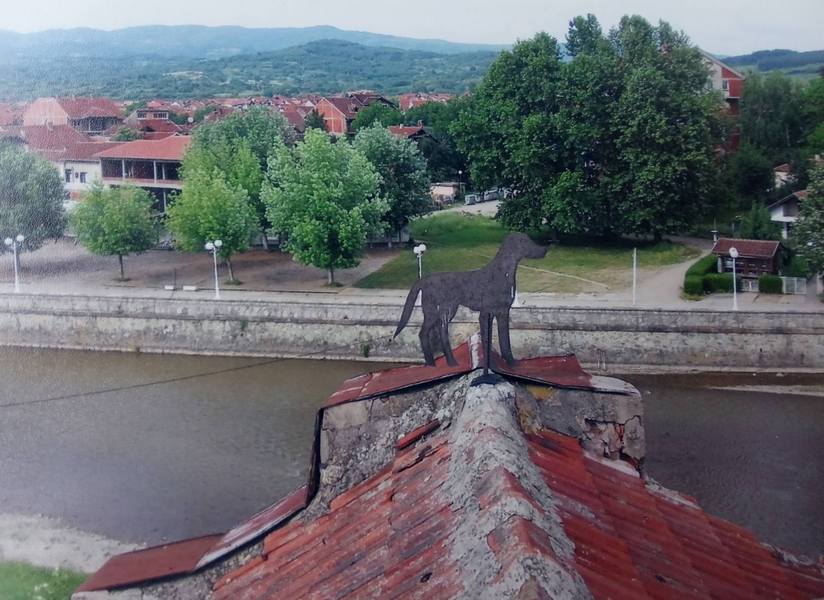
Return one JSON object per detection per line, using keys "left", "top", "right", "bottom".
{"left": 739, "top": 201, "right": 781, "bottom": 239}
{"left": 166, "top": 169, "right": 259, "bottom": 280}
{"left": 193, "top": 105, "right": 218, "bottom": 122}
{"left": 303, "top": 109, "right": 325, "bottom": 131}
{"left": 795, "top": 165, "right": 824, "bottom": 273}
{"left": 403, "top": 99, "right": 468, "bottom": 180}
{"left": 350, "top": 103, "right": 403, "bottom": 131}
{"left": 0, "top": 145, "right": 66, "bottom": 253}
{"left": 262, "top": 129, "right": 389, "bottom": 283}
{"left": 113, "top": 127, "right": 142, "bottom": 141}
{"left": 758, "top": 274, "right": 783, "bottom": 294}
{"left": 452, "top": 17, "right": 721, "bottom": 239}
{"left": 683, "top": 274, "right": 704, "bottom": 296}
{"left": 353, "top": 124, "right": 432, "bottom": 232}
{"left": 185, "top": 107, "right": 293, "bottom": 227}
{"left": 783, "top": 254, "right": 810, "bottom": 278}
{"left": 686, "top": 254, "right": 718, "bottom": 277}
{"left": 740, "top": 71, "right": 806, "bottom": 153}
{"left": 70, "top": 184, "right": 160, "bottom": 278}
{"left": 730, "top": 144, "right": 773, "bottom": 198}
{"left": 703, "top": 272, "right": 736, "bottom": 293}
{"left": 0, "top": 561, "right": 85, "bottom": 600}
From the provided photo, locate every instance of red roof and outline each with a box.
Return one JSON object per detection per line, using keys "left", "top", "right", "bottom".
{"left": 95, "top": 136, "right": 191, "bottom": 161}
{"left": 18, "top": 125, "right": 120, "bottom": 162}
{"left": 711, "top": 238, "right": 781, "bottom": 259}
{"left": 322, "top": 97, "right": 361, "bottom": 119}
{"left": 57, "top": 97, "right": 122, "bottom": 119}
{"left": 388, "top": 124, "right": 426, "bottom": 138}
{"left": 280, "top": 108, "right": 306, "bottom": 133}
{"left": 774, "top": 163, "right": 792, "bottom": 173}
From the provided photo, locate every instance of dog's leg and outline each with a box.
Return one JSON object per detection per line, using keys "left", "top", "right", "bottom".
{"left": 497, "top": 308, "right": 516, "bottom": 365}
{"left": 439, "top": 314, "right": 458, "bottom": 366}
{"left": 419, "top": 322, "right": 436, "bottom": 366}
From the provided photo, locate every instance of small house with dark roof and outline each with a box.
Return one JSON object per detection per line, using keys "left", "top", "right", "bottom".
{"left": 769, "top": 190, "right": 807, "bottom": 240}
{"left": 711, "top": 237, "right": 783, "bottom": 278}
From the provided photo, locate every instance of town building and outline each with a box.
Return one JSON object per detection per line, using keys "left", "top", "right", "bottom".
{"left": 316, "top": 92, "right": 396, "bottom": 135}
{"left": 22, "top": 97, "right": 123, "bottom": 135}
{"left": 701, "top": 52, "right": 745, "bottom": 150}
{"left": 769, "top": 189, "right": 807, "bottom": 239}
{"left": 75, "top": 340, "right": 824, "bottom": 599}
{"left": 430, "top": 181, "right": 462, "bottom": 206}
{"left": 121, "top": 109, "right": 185, "bottom": 140}
{"left": 773, "top": 163, "right": 797, "bottom": 190}
{"left": 399, "top": 92, "right": 453, "bottom": 112}
{"left": 388, "top": 123, "right": 438, "bottom": 143}
{"left": 711, "top": 237, "right": 783, "bottom": 278}
{"left": 95, "top": 136, "right": 191, "bottom": 212}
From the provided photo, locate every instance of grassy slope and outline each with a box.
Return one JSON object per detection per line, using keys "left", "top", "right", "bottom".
{"left": 0, "top": 562, "right": 85, "bottom": 600}
{"left": 356, "top": 213, "right": 699, "bottom": 293}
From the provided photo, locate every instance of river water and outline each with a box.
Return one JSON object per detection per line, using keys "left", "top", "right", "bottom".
{"left": 0, "top": 348, "right": 821, "bottom": 556}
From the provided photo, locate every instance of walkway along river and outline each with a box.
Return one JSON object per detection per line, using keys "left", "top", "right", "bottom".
{"left": 0, "top": 348, "right": 822, "bottom": 556}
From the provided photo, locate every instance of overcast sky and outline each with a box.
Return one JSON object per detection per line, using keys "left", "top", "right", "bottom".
{"left": 3, "top": 0, "right": 823, "bottom": 55}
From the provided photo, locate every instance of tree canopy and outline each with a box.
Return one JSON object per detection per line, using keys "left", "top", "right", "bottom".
{"left": 262, "top": 129, "right": 388, "bottom": 284}
{"left": 166, "top": 168, "right": 259, "bottom": 282}
{"left": 353, "top": 124, "right": 432, "bottom": 235}
{"left": 350, "top": 103, "right": 403, "bottom": 132}
{"left": 451, "top": 16, "right": 723, "bottom": 239}
{"left": 0, "top": 145, "right": 66, "bottom": 253}
{"left": 795, "top": 165, "right": 824, "bottom": 274}
{"left": 70, "top": 184, "right": 160, "bottom": 279}
{"left": 740, "top": 71, "right": 806, "bottom": 155}
{"left": 403, "top": 99, "right": 468, "bottom": 181}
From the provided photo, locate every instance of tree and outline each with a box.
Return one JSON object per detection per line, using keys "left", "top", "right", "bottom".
{"left": 404, "top": 99, "right": 468, "bottom": 181}
{"left": 113, "top": 127, "right": 142, "bottom": 141}
{"left": 350, "top": 103, "right": 403, "bottom": 132}
{"left": 304, "top": 109, "right": 325, "bottom": 131}
{"left": 739, "top": 201, "right": 780, "bottom": 240}
{"left": 184, "top": 107, "right": 294, "bottom": 243}
{"left": 730, "top": 143, "right": 774, "bottom": 198}
{"left": 795, "top": 165, "right": 824, "bottom": 274}
{"left": 70, "top": 184, "right": 160, "bottom": 280}
{"left": 452, "top": 17, "right": 721, "bottom": 239}
{"left": 353, "top": 124, "right": 432, "bottom": 237}
{"left": 0, "top": 145, "right": 65, "bottom": 256}
{"left": 166, "top": 169, "right": 259, "bottom": 282}
{"left": 740, "top": 71, "right": 806, "bottom": 154}
{"left": 262, "top": 129, "right": 388, "bottom": 284}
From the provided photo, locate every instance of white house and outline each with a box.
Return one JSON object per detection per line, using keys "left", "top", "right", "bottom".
{"left": 768, "top": 189, "right": 806, "bottom": 240}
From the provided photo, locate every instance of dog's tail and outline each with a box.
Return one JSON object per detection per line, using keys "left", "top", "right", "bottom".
{"left": 393, "top": 280, "right": 423, "bottom": 339}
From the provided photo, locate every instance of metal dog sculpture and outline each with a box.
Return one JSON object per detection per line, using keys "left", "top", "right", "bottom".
{"left": 394, "top": 232, "right": 547, "bottom": 368}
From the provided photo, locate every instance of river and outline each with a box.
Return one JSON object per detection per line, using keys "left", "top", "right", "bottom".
{"left": 0, "top": 348, "right": 821, "bottom": 556}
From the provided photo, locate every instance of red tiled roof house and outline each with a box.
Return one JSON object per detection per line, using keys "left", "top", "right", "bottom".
{"left": 23, "top": 97, "right": 124, "bottom": 135}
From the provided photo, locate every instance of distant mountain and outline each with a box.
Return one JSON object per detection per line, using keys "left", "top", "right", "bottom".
{"left": 0, "top": 25, "right": 508, "bottom": 59}
{"left": 721, "top": 48, "right": 824, "bottom": 78}
{"left": 0, "top": 39, "right": 499, "bottom": 100}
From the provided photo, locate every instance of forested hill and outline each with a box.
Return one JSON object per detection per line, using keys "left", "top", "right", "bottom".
{"left": 0, "top": 25, "right": 506, "bottom": 59}
{"left": 0, "top": 40, "right": 499, "bottom": 100}
{"left": 722, "top": 49, "right": 824, "bottom": 78}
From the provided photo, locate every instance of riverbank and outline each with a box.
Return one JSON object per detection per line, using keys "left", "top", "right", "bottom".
{"left": 0, "top": 290, "right": 822, "bottom": 371}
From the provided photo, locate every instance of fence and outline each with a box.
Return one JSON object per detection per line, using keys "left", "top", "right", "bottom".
{"left": 782, "top": 277, "right": 807, "bottom": 295}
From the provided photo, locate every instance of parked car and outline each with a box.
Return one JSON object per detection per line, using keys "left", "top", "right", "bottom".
{"left": 483, "top": 189, "right": 502, "bottom": 202}
{"left": 465, "top": 193, "right": 480, "bottom": 205}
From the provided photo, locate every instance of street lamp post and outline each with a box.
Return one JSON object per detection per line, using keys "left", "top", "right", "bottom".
{"left": 729, "top": 246, "right": 739, "bottom": 311}
{"left": 205, "top": 239, "right": 223, "bottom": 299}
{"left": 4, "top": 234, "right": 25, "bottom": 293}
{"left": 413, "top": 243, "right": 427, "bottom": 279}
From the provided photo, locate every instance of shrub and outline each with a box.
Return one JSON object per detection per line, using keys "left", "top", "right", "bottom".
{"left": 703, "top": 273, "right": 737, "bottom": 293}
{"left": 759, "top": 274, "right": 783, "bottom": 294}
{"left": 783, "top": 254, "right": 810, "bottom": 278}
{"left": 683, "top": 275, "right": 704, "bottom": 296}
{"left": 686, "top": 254, "right": 718, "bottom": 277}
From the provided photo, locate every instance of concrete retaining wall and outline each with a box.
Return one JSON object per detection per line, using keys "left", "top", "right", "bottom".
{"left": 0, "top": 292, "right": 821, "bottom": 370}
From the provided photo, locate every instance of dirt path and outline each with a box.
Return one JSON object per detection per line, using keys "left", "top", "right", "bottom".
{"left": 0, "top": 513, "right": 137, "bottom": 573}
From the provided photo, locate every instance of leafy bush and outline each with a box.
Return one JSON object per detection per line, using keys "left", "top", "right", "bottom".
{"left": 685, "top": 255, "right": 718, "bottom": 277}
{"left": 704, "top": 273, "right": 737, "bottom": 293}
{"left": 683, "top": 275, "right": 704, "bottom": 296}
{"left": 758, "top": 274, "right": 783, "bottom": 294}
{"left": 783, "top": 254, "right": 811, "bottom": 278}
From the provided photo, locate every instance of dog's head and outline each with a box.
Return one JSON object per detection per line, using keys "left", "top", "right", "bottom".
{"left": 503, "top": 232, "right": 548, "bottom": 260}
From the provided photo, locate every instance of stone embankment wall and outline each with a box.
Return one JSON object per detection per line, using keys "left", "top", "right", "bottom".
{"left": 0, "top": 293, "right": 821, "bottom": 371}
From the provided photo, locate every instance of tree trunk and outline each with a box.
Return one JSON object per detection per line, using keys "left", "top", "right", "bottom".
{"left": 328, "top": 267, "right": 335, "bottom": 285}
{"left": 118, "top": 254, "right": 124, "bottom": 280}
{"left": 261, "top": 231, "right": 269, "bottom": 250}
{"left": 226, "top": 257, "right": 235, "bottom": 283}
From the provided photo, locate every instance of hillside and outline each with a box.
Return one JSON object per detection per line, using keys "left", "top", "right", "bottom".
{"left": 722, "top": 48, "right": 824, "bottom": 78}
{"left": 0, "top": 25, "right": 507, "bottom": 59}
{"left": 0, "top": 40, "right": 499, "bottom": 100}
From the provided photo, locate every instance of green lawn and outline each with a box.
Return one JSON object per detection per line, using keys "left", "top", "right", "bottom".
{"left": 0, "top": 562, "right": 85, "bottom": 600}
{"left": 356, "top": 213, "right": 700, "bottom": 293}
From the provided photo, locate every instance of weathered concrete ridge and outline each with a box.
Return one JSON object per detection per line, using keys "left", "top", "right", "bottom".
{"left": 0, "top": 292, "right": 822, "bottom": 369}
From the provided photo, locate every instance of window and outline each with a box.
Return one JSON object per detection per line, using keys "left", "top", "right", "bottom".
{"left": 79, "top": 172, "right": 87, "bottom": 183}
{"left": 722, "top": 80, "right": 729, "bottom": 91}
{"left": 64, "top": 169, "right": 72, "bottom": 183}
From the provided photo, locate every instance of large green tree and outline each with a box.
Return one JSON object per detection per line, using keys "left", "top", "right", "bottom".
{"left": 70, "top": 184, "right": 160, "bottom": 280}
{"left": 262, "top": 129, "right": 388, "bottom": 284}
{"left": 350, "top": 103, "right": 403, "bottom": 132}
{"left": 166, "top": 169, "right": 259, "bottom": 282}
{"left": 353, "top": 124, "right": 432, "bottom": 238}
{"left": 0, "top": 145, "right": 66, "bottom": 254}
{"left": 403, "top": 99, "right": 468, "bottom": 181}
{"left": 739, "top": 201, "right": 781, "bottom": 240}
{"left": 185, "top": 107, "right": 294, "bottom": 243}
{"left": 451, "top": 16, "right": 722, "bottom": 239}
{"left": 740, "top": 71, "right": 806, "bottom": 154}
{"left": 795, "top": 165, "right": 824, "bottom": 274}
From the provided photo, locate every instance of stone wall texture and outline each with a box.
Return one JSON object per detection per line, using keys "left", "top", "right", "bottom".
{"left": 0, "top": 292, "right": 821, "bottom": 370}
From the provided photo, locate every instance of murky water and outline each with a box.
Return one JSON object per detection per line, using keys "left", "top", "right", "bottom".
{"left": 0, "top": 348, "right": 821, "bottom": 556}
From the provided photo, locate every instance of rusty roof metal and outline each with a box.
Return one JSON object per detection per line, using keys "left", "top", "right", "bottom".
{"left": 76, "top": 534, "right": 222, "bottom": 593}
